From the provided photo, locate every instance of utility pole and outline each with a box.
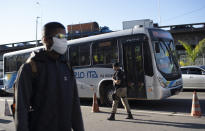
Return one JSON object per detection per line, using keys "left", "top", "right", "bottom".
{"left": 158, "top": 0, "right": 161, "bottom": 26}
{"left": 36, "top": 16, "right": 40, "bottom": 46}
{"left": 35, "top": 2, "right": 42, "bottom": 46}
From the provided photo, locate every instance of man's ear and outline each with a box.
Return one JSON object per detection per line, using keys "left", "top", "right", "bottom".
{"left": 42, "top": 36, "right": 53, "bottom": 50}
{"left": 42, "top": 36, "right": 46, "bottom": 44}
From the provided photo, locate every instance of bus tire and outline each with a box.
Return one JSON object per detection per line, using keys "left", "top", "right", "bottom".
{"left": 103, "top": 85, "right": 115, "bottom": 107}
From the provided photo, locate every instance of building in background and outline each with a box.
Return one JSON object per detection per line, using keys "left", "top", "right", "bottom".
{"left": 159, "top": 23, "right": 205, "bottom": 65}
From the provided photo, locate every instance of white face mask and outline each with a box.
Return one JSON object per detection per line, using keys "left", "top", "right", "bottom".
{"left": 51, "top": 37, "right": 68, "bottom": 55}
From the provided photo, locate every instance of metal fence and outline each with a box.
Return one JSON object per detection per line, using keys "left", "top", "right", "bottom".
{"left": 179, "top": 54, "right": 205, "bottom": 65}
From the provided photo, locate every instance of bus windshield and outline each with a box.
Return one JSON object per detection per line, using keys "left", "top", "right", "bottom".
{"left": 154, "top": 40, "right": 178, "bottom": 75}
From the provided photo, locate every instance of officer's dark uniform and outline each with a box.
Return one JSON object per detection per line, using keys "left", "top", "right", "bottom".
{"left": 108, "top": 63, "right": 133, "bottom": 120}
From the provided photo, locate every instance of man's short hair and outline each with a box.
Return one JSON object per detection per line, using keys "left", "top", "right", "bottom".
{"left": 113, "top": 62, "right": 120, "bottom": 67}
{"left": 43, "top": 22, "right": 65, "bottom": 38}
{"left": 42, "top": 22, "right": 65, "bottom": 49}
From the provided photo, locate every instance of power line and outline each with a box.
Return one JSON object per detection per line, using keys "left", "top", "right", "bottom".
{"left": 164, "top": 5, "right": 205, "bottom": 22}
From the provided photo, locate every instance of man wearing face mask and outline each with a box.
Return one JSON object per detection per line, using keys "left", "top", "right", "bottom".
{"left": 14, "top": 22, "right": 84, "bottom": 131}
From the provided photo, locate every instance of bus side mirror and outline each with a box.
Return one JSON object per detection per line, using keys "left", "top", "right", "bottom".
{"left": 202, "top": 71, "right": 205, "bottom": 75}
{"left": 155, "top": 42, "right": 160, "bottom": 53}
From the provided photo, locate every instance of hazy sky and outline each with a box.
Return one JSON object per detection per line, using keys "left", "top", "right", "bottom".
{"left": 0, "top": 0, "right": 205, "bottom": 44}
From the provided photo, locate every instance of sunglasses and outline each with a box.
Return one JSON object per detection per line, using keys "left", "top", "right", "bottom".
{"left": 55, "top": 33, "right": 68, "bottom": 39}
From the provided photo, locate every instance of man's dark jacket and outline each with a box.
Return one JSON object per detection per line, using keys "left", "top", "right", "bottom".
{"left": 14, "top": 50, "right": 84, "bottom": 131}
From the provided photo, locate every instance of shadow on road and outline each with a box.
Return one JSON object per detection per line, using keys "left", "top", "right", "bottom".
{"left": 128, "top": 98, "right": 204, "bottom": 114}
{"left": 115, "top": 118, "right": 205, "bottom": 130}
{"left": 98, "top": 110, "right": 150, "bottom": 117}
{"left": 183, "top": 89, "right": 205, "bottom": 92}
{"left": 80, "top": 91, "right": 205, "bottom": 115}
{"left": 0, "top": 119, "right": 12, "bottom": 124}
{"left": 80, "top": 98, "right": 205, "bottom": 114}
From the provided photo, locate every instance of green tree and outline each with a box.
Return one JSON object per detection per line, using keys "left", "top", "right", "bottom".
{"left": 178, "top": 38, "right": 205, "bottom": 65}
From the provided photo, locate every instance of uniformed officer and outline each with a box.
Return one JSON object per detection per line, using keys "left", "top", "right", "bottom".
{"left": 107, "top": 62, "right": 133, "bottom": 120}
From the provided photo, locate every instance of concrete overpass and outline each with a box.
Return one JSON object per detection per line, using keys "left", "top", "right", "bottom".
{"left": 159, "top": 22, "right": 205, "bottom": 65}
{"left": 0, "top": 40, "right": 42, "bottom": 60}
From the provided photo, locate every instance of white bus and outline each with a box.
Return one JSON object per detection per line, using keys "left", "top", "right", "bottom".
{"left": 0, "top": 61, "right": 3, "bottom": 78}
{"left": 3, "top": 27, "right": 182, "bottom": 105}
{"left": 67, "top": 27, "right": 182, "bottom": 105}
{"left": 2, "top": 46, "right": 43, "bottom": 93}
{"left": 0, "top": 61, "right": 3, "bottom": 89}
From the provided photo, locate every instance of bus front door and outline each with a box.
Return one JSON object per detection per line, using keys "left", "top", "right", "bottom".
{"left": 123, "top": 41, "right": 147, "bottom": 99}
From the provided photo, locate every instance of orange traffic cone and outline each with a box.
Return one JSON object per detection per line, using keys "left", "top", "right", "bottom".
{"left": 92, "top": 92, "right": 100, "bottom": 112}
{"left": 191, "top": 91, "right": 202, "bottom": 117}
{"left": 4, "top": 99, "right": 12, "bottom": 116}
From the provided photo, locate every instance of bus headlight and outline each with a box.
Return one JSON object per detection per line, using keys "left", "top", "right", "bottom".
{"left": 158, "top": 76, "right": 167, "bottom": 88}
{"left": 3, "top": 76, "right": 8, "bottom": 81}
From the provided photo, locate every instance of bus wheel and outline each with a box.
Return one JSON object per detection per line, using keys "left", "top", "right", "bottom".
{"left": 103, "top": 85, "right": 115, "bottom": 107}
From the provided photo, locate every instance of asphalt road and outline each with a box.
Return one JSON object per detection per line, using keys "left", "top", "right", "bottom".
{"left": 128, "top": 90, "right": 205, "bottom": 115}
{"left": 0, "top": 90, "right": 205, "bottom": 131}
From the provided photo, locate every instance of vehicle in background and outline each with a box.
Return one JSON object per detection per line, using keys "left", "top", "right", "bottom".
{"left": 0, "top": 78, "right": 3, "bottom": 89}
{"left": 2, "top": 46, "right": 44, "bottom": 93}
{"left": 0, "top": 60, "right": 5, "bottom": 95}
{"left": 67, "top": 22, "right": 112, "bottom": 40}
{"left": 0, "top": 61, "right": 3, "bottom": 78}
{"left": 67, "top": 26, "right": 182, "bottom": 105}
{"left": 180, "top": 65, "right": 205, "bottom": 89}
{"left": 2, "top": 27, "right": 182, "bottom": 106}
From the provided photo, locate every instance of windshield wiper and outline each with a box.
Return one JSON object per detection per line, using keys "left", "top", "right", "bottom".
{"left": 160, "top": 40, "right": 179, "bottom": 73}
{"left": 159, "top": 40, "right": 173, "bottom": 63}
{"left": 167, "top": 41, "right": 179, "bottom": 69}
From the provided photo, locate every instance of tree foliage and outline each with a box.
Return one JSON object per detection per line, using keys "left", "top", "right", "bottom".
{"left": 178, "top": 38, "right": 205, "bottom": 65}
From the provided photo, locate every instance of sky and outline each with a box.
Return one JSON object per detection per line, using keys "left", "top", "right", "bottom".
{"left": 0, "top": 0, "right": 205, "bottom": 44}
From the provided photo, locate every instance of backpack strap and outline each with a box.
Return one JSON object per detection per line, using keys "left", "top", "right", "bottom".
{"left": 29, "top": 60, "right": 38, "bottom": 73}
{"left": 26, "top": 59, "right": 38, "bottom": 78}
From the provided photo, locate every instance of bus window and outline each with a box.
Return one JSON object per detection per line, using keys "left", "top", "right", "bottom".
{"left": 70, "top": 46, "right": 78, "bottom": 66}
{"left": 16, "top": 53, "right": 30, "bottom": 69}
{"left": 6, "top": 56, "right": 17, "bottom": 72}
{"left": 16, "top": 55, "right": 22, "bottom": 69}
{"left": 69, "top": 43, "right": 90, "bottom": 66}
{"left": 92, "top": 40, "right": 118, "bottom": 65}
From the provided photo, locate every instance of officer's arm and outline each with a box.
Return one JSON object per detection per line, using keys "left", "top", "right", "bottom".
{"left": 15, "top": 64, "right": 33, "bottom": 131}
{"left": 114, "top": 71, "right": 122, "bottom": 85}
{"left": 71, "top": 78, "right": 84, "bottom": 131}
{"left": 113, "top": 79, "right": 121, "bottom": 85}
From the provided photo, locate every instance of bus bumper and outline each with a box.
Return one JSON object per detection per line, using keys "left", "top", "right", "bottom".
{"left": 170, "top": 85, "right": 183, "bottom": 96}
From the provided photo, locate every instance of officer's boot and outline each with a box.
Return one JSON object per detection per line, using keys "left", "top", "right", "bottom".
{"left": 126, "top": 112, "right": 133, "bottom": 119}
{"left": 107, "top": 113, "right": 115, "bottom": 120}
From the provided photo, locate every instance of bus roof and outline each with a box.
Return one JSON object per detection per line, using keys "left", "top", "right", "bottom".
{"left": 3, "top": 46, "right": 44, "bottom": 58}
{"left": 3, "top": 27, "right": 170, "bottom": 58}
{"left": 67, "top": 27, "right": 149, "bottom": 45}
